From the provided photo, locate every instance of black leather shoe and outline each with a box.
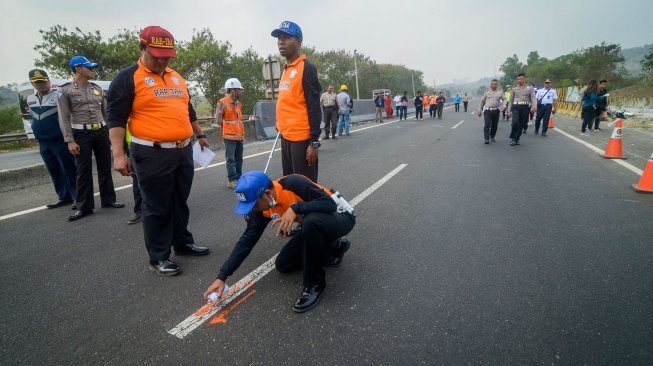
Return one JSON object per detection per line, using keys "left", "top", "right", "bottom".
{"left": 330, "top": 238, "right": 351, "bottom": 266}
{"left": 68, "top": 210, "right": 93, "bottom": 222}
{"left": 174, "top": 243, "right": 210, "bottom": 256}
{"left": 515, "top": 140, "right": 520, "bottom": 145}
{"left": 101, "top": 202, "right": 125, "bottom": 208}
{"left": 332, "top": 135, "right": 338, "bottom": 139}
{"left": 46, "top": 199, "right": 73, "bottom": 209}
{"left": 323, "top": 136, "right": 330, "bottom": 140}
{"left": 490, "top": 138, "right": 496, "bottom": 142}
{"left": 149, "top": 260, "right": 181, "bottom": 276}
{"left": 71, "top": 201, "right": 77, "bottom": 210}
{"left": 542, "top": 132, "right": 547, "bottom": 137}
{"left": 127, "top": 211, "right": 142, "bottom": 225}
{"left": 293, "top": 285, "right": 324, "bottom": 313}
{"left": 484, "top": 140, "right": 489, "bottom": 144}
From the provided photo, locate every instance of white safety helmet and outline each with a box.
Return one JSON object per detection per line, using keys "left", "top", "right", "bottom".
{"left": 225, "top": 78, "right": 243, "bottom": 90}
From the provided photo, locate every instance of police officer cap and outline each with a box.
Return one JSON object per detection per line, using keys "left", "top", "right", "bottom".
{"left": 271, "top": 21, "right": 303, "bottom": 41}
{"left": 69, "top": 56, "right": 99, "bottom": 70}
{"left": 29, "top": 69, "right": 49, "bottom": 82}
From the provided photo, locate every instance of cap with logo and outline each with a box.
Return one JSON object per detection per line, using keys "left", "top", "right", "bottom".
{"left": 233, "top": 171, "right": 272, "bottom": 215}
{"left": 69, "top": 56, "right": 99, "bottom": 70}
{"left": 140, "top": 25, "right": 177, "bottom": 58}
{"left": 545, "top": 79, "right": 552, "bottom": 83}
{"left": 271, "top": 21, "right": 303, "bottom": 41}
{"left": 225, "top": 78, "right": 243, "bottom": 90}
{"left": 29, "top": 69, "right": 49, "bottom": 82}
{"left": 340, "top": 84, "right": 348, "bottom": 91}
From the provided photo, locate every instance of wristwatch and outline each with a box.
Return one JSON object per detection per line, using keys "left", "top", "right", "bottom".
{"left": 196, "top": 134, "right": 207, "bottom": 139}
{"left": 310, "top": 141, "right": 321, "bottom": 149}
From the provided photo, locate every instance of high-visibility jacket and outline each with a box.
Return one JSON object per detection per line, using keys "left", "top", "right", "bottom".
{"left": 262, "top": 176, "right": 334, "bottom": 219}
{"left": 429, "top": 96, "right": 438, "bottom": 105}
{"left": 219, "top": 95, "right": 244, "bottom": 141}
{"left": 422, "top": 96, "right": 429, "bottom": 108}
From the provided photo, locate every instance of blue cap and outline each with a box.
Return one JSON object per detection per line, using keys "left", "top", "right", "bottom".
{"left": 234, "top": 171, "right": 272, "bottom": 215}
{"left": 271, "top": 21, "right": 303, "bottom": 41}
{"left": 69, "top": 56, "right": 99, "bottom": 70}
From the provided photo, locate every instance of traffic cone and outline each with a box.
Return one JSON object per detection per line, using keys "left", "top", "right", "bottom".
{"left": 548, "top": 117, "right": 554, "bottom": 129}
{"left": 599, "top": 119, "right": 625, "bottom": 159}
{"left": 632, "top": 152, "right": 653, "bottom": 194}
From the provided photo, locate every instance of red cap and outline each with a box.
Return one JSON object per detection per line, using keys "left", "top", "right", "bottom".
{"left": 140, "top": 26, "right": 177, "bottom": 58}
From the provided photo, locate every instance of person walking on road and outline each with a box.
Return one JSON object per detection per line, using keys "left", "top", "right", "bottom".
{"left": 453, "top": 93, "right": 462, "bottom": 112}
{"left": 437, "top": 91, "right": 446, "bottom": 119}
{"left": 422, "top": 91, "right": 429, "bottom": 114}
{"left": 374, "top": 92, "right": 385, "bottom": 123}
{"left": 203, "top": 171, "right": 356, "bottom": 313}
{"left": 524, "top": 83, "right": 537, "bottom": 133}
{"left": 58, "top": 56, "right": 124, "bottom": 222}
{"left": 393, "top": 92, "right": 402, "bottom": 119}
{"left": 477, "top": 79, "right": 506, "bottom": 144}
{"left": 594, "top": 80, "right": 608, "bottom": 131}
{"left": 413, "top": 91, "right": 424, "bottom": 120}
{"left": 320, "top": 84, "right": 338, "bottom": 139}
{"left": 107, "top": 25, "right": 210, "bottom": 276}
{"left": 336, "top": 85, "right": 351, "bottom": 136}
{"left": 462, "top": 93, "right": 470, "bottom": 112}
{"left": 428, "top": 91, "right": 438, "bottom": 118}
{"left": 384, "top": 92, "right": 393, "bottom": 119}
{"left": 534, "top": 79, "right": 557, "bottom": 136}
{"left": 217, "top": 78, "right": 245, "bottom": 188}
{"left": 399, "top": 92, "right": 408, "bottom": 120}
{"left": 507, "top": 73, "right": 536, "bottom": 146}
{"left": 503, "top": 86, "right": 512, "bottom": 120}
{"left": 26, "top": 69, "right": 77, "bottom": 210}
{"left": 272, "top": 21, "right": 322, "bottom": 183}
{"left": 580, "top": 80, "right": 607, "bottom": 136}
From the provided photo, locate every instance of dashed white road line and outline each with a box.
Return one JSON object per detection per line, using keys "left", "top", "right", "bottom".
{"left": 553, "top": 127, "right": 643, "bottom": 176}
{"left": 452, "top": 120, "right": 465, "bottom": 129}
{"left": 167, "top": 163, "right": 408, "bottom": 339}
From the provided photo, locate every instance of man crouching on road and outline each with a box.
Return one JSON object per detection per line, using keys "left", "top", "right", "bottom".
{"left": 203, "top": 171, "right": 356, "bottom": 313}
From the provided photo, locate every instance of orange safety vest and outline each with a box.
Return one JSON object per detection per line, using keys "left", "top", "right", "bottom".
{"left": 219, "top": 95, "right": 244, "bottom": 141}
{"left": 276, "top": 55, "right": 310, "bottom": 141}
{"left": 262, "top": 178, "right": 333, "bottom": 219}
{"left": 429, "top": 95, "right": 438, "bottom": 105}
{"left": 422, "top": 96, "right": 428, "bottom": 108}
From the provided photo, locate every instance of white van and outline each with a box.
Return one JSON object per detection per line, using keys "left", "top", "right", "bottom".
{"left": 18, "top": 79, "right": 111, "bottom": 139}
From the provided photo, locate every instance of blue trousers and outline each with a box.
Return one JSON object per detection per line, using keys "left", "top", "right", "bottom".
{"left": 39, "top": 140, "right": 77, "bottom": 201}
{"left": 224, "top": 139, "right": 243, "bottom": 181}
{"left": 337, "top": 113, "right": 350, "bottom": 135}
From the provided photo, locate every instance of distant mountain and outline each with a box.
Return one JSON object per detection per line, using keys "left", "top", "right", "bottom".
{"left": 0, "top": 86, "right": 18, "bottom": 109}
{"left": 622, "top": 44, "right": 653, "bottom": 76}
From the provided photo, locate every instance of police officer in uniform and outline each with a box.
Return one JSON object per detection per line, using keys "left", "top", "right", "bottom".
{"left": 26, "top": 69, "right": 77, "bottom": 209}
{"left": 216, "top": 78, "right": 245, "bottom": 189}
{"left": 477, "top": 79, "right": 506, "bottom": 144}
{"left": 203, "top": 171, "right": 356, "bottom": 313}
{"left": 58, "top": 56, "right": 124, "bottom": 221}
{"left": 534, "top": 79, "right": 558, "bottom": 137}
{"left": 506, "top": 73, "right": 536, "bottom": 146}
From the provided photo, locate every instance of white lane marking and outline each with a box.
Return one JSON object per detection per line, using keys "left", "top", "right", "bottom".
{"left": 451, "top": 120, "right": 465, "bottom": 129}
{"left": 167, "top": 163, "right": 408, "bottom": 339}
{"left": 553, "top": 127, "right": 643, "bottom": 176}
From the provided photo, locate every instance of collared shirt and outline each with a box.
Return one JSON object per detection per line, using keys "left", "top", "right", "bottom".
{"left": 276, "top": 55, "right": 322, "bottom": 143}
{"left": 320, "top": 91, "right": 337, "bottom": 108}
{"left": 336, "top": 92, "right": 351, "bottom": 112}
{"left": 26, "top": 90, "right": 63, "bottom": 142}
{"left": 535, "top": 88, "right": 557, "bottom": 105}
{"left": 462, "top": 95, "right": 469, "bottom": 102}
{"left": 393, "top": 95, "right": 401, "bottom": 105}
{"left": 57, "top": 81, "right": 107, "bottom": 142}
{"left": 106, "top": 59, "right": 197, "bottom": 142}
{"left": 507, "top": 84, "right": 537, "bottom": 113}
{"left": 477, "top": 89, "right": 505, "bottom": 112}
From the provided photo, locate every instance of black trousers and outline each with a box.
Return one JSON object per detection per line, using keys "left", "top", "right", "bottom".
{"left": 594, "top": 106, "right": 605, "bottom": 130}
{"left": 275, "top": 212, "right": 356, "bottom": 288}
{"left": 415, "top": 105, "right": 423, "bottom": 119}
{"left": 510, "top": 105, "right": 530, "bottom": 141}
{"left": 437, "top": 103, "right": 444, "bottom": 119}
{"left": 72, "top": 127, "right": 116, "bottom": 211}
{"left": 281, "top": 137, "right": 318, "bottom": 183}
{"left": 455, "top": 103, "right": 460, "bottom": 112}
{"left": 131, "top": 143, "right": 195, "bottom": 262}
{"left": 483, "top": 110, "right": 500, "bottom": 140}
{"left": 322, "top": 106, "right": 338, "bottom": 137}
{"left": 131, "top": 172, "right": 142, "bottom": 213}
{"left": 535, "top": 104, "right": 553, "bottom": 133}
{"left": 582, "top": 107, "right": 596, "bottom": 133}
{"left": 429, "top": 105, "right": 436, "bottom": 117}
{"left": 463, "top": 101, "right": 468, "bottom": 112}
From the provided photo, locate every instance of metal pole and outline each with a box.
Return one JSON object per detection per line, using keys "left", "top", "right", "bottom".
{"left": 264, "top": 131, "right": 281, "bottom": 174}
{"left": 353, "top": 50, "right": 360, "bottom": 99}
{"left": 268, "top": 56, "right": 276, "bottom": 101}
{"left": 411, "top": 73, "right": 416, "bottom": 96}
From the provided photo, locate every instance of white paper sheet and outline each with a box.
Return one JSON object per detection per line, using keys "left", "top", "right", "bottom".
{"left": 192, "top": 141, "right": 215, "bottom": 169}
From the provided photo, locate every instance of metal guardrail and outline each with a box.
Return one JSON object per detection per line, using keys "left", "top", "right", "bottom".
{"left": 0, "top": 133, "right": 29, "bottom": 143}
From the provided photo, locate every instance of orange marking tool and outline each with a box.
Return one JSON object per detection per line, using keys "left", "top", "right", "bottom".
{"left": 209, "top": 290, "right": 257, "bottom": 325}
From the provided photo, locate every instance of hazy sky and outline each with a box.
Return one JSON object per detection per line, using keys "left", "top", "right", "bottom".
{"left": 2, "top": 0, "right": 652, "bottom": 86}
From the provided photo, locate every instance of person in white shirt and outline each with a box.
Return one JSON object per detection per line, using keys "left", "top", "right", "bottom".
{"left": 534, "top": 79, "right": 558, "bottom": 137}
{"left": 393, "top": 93, "right": 402, "bottom": 119}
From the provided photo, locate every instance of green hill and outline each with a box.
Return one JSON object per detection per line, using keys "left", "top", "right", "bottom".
{"left": 622, "top": 44, "right": 653, "bottom": 76}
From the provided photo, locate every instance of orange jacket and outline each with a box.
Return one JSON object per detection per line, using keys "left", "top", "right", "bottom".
{"left": 262, "top": 178, "right": 333, "bottom": 219}
{"left": 218, "top": 96, "right": 244, "bottom": 141}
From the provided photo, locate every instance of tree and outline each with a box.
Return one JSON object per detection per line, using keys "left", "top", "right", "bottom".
{"left": 642, "top": 48, "right": 653, "bottom": 85}
{"left": 499, "top": 54, "right": 524, "bottom": 87}
{"left": 34, "top": 25, "right": 140, "bottom": 80}
{"left": 575, "top": 42, "right": 625, "bottom": 84}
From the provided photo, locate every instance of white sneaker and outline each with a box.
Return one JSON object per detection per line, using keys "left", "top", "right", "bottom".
{"left": 580, "top": 132, "right": 588, "bottom": 136}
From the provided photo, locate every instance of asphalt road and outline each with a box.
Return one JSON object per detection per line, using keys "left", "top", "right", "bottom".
{"left": 2, "top": 103, "right": 653, "bottom": 365}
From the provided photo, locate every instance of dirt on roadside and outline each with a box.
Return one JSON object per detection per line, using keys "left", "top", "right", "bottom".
{"left": 609, "top": 85, "right": 653, "bottom": 98}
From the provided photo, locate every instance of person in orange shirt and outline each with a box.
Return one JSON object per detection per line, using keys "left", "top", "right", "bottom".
{"left": 422, "top": 91, "right": 429, "bottom": 113}
{"left": 271, "top": 21, "right": 322, "bottom": 183}
{"left": 216, "top": 78, "right": 245, "bottom": 188}
{"left": 428, "top": 91, "right": 438, "bottom": 118}
{"left": 107, "top": 26, "right": 211, "bottom": 276}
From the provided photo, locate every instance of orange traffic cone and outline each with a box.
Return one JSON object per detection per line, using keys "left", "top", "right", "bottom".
{"left": 600, "top": 119, "right": 625, "bottom": 159}
{"left": 632, "top": 152, "right": 653, "bottom": 194}
{"left": 548, "top": 117, "right": 554, "bottom": 129}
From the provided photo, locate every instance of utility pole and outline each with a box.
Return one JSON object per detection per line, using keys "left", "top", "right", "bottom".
{"left": 411, "top": 73, "right": 416, "bottom": 96}
{"left": 353, "top": 49, "right": 360, "bottom": 99}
